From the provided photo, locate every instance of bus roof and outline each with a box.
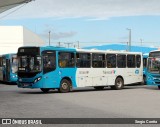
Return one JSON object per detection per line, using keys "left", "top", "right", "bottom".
{"left": 149, "top": 50, "right": 160, "bottom": 53}
{"left": 76, "top": 48, "right": 142, "bottom": 54}
{"left": 18, "top": 46, "right": 142, "bottom": 55}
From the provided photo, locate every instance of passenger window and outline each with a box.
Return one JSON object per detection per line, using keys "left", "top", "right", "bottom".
{"left": 0, "top": 57, "right": 2, "bottom": 67}
{"left": 76, "top": 53, "right": 91, "bottom": 68}
{"left": 106, "top": 54, "right": 116, "bottom": 68}
{"left": 117, "top": 54, "right": 126, "bottom": 68}
{"left": 143, "top": 58, "right": 147, "bottom": 68}
{"left": 127, "top": 55, "right": 135, "bottom": 68}
{"left": 42, "top": 51, "right": 56, "bottom": 74}
{"left": 58, "top": 52, "right": 75, "bottom": 68}
{"left": 136, "top": 55, "right": 141, "bottom": 68}
{"left": 92, "top": 53, "right": 105, "bottom": 68}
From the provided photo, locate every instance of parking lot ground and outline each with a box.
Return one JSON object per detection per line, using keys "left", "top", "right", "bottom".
{"left": 0, "top": 83, "right": 160, "bottom": 126}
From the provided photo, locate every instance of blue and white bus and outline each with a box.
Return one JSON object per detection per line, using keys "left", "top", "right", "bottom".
{"left": 145, "top": 50, "right": 160, "bottom": 89}
{"left": 17, "top": 46, "right": 143, "bottom": 93}
{"left": 0, "top": 54, "right": 18, "bottom": 83}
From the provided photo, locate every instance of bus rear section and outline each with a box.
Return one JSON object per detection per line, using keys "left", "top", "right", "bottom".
{"left": 0, "top": 54, "right": 18, "bottom": 83}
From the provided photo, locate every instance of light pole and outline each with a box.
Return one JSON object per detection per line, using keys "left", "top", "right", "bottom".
{"left": 140, "top": 38, "right": 143, "bottom": 47}
{"left": 49, "top": 31, "right": 51, "bottom": 46}
{"left": 127, "top": 28, "right": 131, "bottom": 51}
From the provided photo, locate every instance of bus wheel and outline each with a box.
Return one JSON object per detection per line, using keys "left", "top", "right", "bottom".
{"left": 40, "top": 88, "right": 50, "bottom": 93}
{"left": 59, "top": 79, "right": 71, "bottom": 93}
{"left": 111, "top": 77, "right": 124, "bottom": 90}
{"left": 158, "top": 86, "right": 160, "bottom": 89}
{"left": 94, "top": 86, "right": 104, "bottom": 90}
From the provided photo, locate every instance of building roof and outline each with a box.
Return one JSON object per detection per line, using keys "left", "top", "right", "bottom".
{"left": 0, "top": 0, "right": 32, "bottom": 14}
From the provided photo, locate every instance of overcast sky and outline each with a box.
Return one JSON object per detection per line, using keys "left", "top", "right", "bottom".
{"left": 1, "top": 0, "right": 160, "bottom": 47}
{"left": 2, "top": 0, "right": 160, "bottom": 19}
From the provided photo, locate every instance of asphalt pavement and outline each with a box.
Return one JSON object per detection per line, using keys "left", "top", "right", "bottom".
{"left": 0, "top": 83, "right": 160, "bottom": 127}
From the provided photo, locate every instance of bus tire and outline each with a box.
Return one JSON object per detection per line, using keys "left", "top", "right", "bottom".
{"left": 111, "top": 77, "right": 124, "bottom": 90}
{"left": 40, "top": 88, "right": 50, "bottom": 93}
{"left": 140, "top": 76, "right": 146, "bottom": 85}
{"left": 94, "top": 86, "right": 104, "bottom": 90}
{"left": 143, "top": 76, "right": 146, "bottom": 85}
{"left": 158, "top": 86, "right": 160, "bottom": 89}
{"left": 59, "top": 79, "right": 71, "bottom": 93}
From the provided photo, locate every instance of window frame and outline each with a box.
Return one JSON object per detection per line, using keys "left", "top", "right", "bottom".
{"left": 58, "top": 52, "right": 75, "bottom": 68}
{"left": 106, "top": 54, "right": 117, "bottom": 68}
{"left": 76, "top": 53, "right": 91, "bottom": 68}
{"left": 42, "top": 50, "right": 56, "bottom": 74}
{"left": 117, "top": 54, "right": 126, "bottom": 68}
{"left": 92, "top": 53, "right": 106, "bottom": 68}
{"left": 127, "top": 54, "right": 136, "bottom": 68}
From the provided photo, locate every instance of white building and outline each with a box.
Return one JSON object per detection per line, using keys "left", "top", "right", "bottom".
{"left": 0, "top": 26, "right": 45, "bottom": 54}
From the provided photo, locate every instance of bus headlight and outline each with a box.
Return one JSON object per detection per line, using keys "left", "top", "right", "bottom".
{"left": 12, "top": 75, "right": 17, "bottom": 78}
{"left": 34, "top": 77, "right": 42, "bottom": 83}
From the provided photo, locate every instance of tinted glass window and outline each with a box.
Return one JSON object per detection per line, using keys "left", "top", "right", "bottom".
{"left": 136, "top": 55, "right": 141, "bottom": 68}
{"left": 117, "top": 54, "right": 126, "bottom": 68}
{"left": 76, "top": 53, "right": 91, "bottom": 68}
{"left": 127, "top": 55, "right": 135, "bottom": 68}
{"left": 43, "top": 51, "right": 56, "bottom": 74}
{"left": 143, "top": 58, "right": 147, "bottom": 68}
{"left": 0, "top": 57, "right": 2, "bottom": 67}
{"left": 58, "top": 52, "right": 75, "bottom": 68}
{"left": 106, "top": 54, "right": 116, "bottom": 68}
{"left": 92, "top": 53, "right": 105, "bottom": 68}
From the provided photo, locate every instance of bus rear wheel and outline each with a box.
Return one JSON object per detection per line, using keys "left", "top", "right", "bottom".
{"left": 59, "top": 79, "right": 71, "bottom": 93}
{"left": 158, "top": 86, "right": 160, "bottom": 89}
{"left": 40, "top": 88, "right": 50, "bottom": 93}
{"left": 111, "top": 77, "right": 124, "bottom": 90}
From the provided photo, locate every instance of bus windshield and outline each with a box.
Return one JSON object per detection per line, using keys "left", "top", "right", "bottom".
{"left": 148, "top": 58, "right": 160, "bottom": 73}
{"left": 18, "top": 56, "right": 42, "bottom": 72}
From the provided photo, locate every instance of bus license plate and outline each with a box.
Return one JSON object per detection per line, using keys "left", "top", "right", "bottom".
{"left": 23, "top": 83, "right": 31, "bottom": 87}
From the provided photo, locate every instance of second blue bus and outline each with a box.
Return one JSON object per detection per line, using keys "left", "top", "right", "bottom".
{"left": 0, "top": 54, "right": 18, "bottom": 83}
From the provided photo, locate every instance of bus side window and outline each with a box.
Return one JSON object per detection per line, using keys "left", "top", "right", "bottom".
{"left": 0, "top": 57, "right": 2, "bottom": 67}
{"left": 143, "top": 58, "right": 147, "bottom": 67}
{"left": 42, "top": 51, "right": 56, "bottom": 74}
{"left": 92, "top": 53, "right": 105, "bottom": 68}
{"left": 76, "top": 53, "right": 91, "bottom": 68}
{"left": 58, "top": 52, "right": 75, "bottom": 68}
{"left": 127, "top": 55, "right": 135, "bottom": 68}
{"left": 136, "top": 55, "right": 141, "bottom": 68}
{"left": 106, "top": 54, "right": 116, "bottom": 68}
{"left": 117, "top": 54, "right": 126, "bottom": 68}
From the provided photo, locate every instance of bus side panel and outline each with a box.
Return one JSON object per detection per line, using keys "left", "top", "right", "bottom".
{"left": 42, "top": 68, "right": 77, "bottom": 88}
{"left": 42, "top": 70, "right": 60, "bottom": 88}
{"left": 76, "top": 68, "right": 143, "bottom": 87}
{"left": 76, "top": 68, "right": 112, "bottom": 87}
{"left": 76, "top": 68, "right": 93, "bottom": 87}
{"left": 113, "top": 68, "right": 143, "bottom": 85}
{"left": 58, "top": 68, "right": 77, "bottom": 88}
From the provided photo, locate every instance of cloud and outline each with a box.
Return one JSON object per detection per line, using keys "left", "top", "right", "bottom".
{"left": 40, "top": 31, "right": 77, "bottom": 40}
{"left": 1, "top": 0, "right": 160, "bottom": 20}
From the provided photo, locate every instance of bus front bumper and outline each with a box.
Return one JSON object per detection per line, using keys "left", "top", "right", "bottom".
{"left": 18, "top": 81, "right": 43, "bottom": 88}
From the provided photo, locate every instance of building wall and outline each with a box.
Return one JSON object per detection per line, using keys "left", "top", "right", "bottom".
{"left": 23, "top": 27, "right": 45, "bottom": 46}
{"left": 0, "top": 26, "right": 45, "bottom": 55}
